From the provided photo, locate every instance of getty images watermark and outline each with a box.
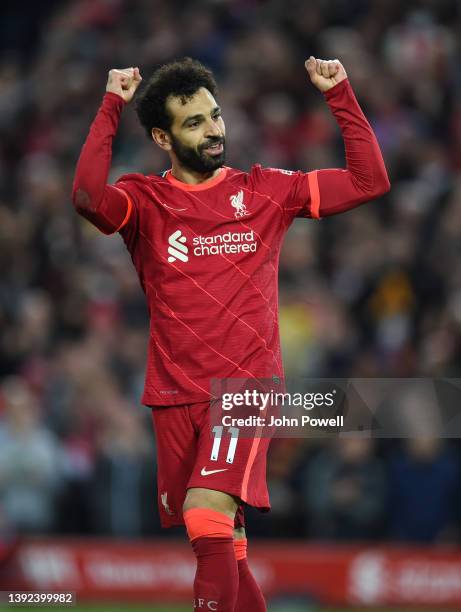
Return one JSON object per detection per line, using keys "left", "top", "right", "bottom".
{"left": 221, "top": 388, "right": 341, "bottom": 428}
{"left": 209, "top": 378, "right": 461, "bottom": 438}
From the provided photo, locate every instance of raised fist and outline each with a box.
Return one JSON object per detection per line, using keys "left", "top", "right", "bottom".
{"left": 305, "top": 57, "right": 347, "bottom": 93}
{"left": 106, "top": 67, "right": 142, "bottom": 103}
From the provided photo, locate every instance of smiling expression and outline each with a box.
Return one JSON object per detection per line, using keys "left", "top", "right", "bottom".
{"left": 165, "top": 87, "right": 226, "bottom": 173}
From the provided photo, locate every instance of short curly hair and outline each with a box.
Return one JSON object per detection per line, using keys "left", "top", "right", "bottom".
{"left": 135, "top": 57, "right": 218, "bottom": 138}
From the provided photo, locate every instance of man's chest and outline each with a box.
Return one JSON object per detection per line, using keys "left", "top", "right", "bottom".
{"left": 137, "top": 183, "right": 284, "bottom": 274}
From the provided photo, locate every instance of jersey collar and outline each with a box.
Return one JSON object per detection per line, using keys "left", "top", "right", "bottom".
{"left": 165, "top": 167, "right": 228, "bottom": 191}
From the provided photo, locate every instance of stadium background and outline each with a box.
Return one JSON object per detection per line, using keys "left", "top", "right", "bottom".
{"left": 0, "top": 0, "right": 461, "bottom": 609}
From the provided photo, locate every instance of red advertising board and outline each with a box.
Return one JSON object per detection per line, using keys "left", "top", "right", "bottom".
{"left": 1, "top": 539, "right": 461, "bottom": 607}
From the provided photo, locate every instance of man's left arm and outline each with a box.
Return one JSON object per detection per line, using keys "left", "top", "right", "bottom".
{"left": 304, "top": 56, "right": 390, "bottom": 218}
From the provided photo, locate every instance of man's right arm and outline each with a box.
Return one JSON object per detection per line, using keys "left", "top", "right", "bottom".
{"left": 71, "top": 68, "right": 142, "bottom": 234}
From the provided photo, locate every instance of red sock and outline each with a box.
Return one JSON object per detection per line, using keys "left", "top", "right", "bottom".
{"left": 192, "top": 536, "right": 239, "bottom": 611}
{"left": 234, "top": 539, "right": 267, "bottom": 611}
{"left": 185, "top": 509, "right": 239, "bottom": 612}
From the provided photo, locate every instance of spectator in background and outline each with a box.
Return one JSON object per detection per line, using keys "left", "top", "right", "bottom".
{"left": 0, "top": 377, "right": 62, "bottom": 533}
{"left": 88, "top": 403, "right": 158, "bottom": 537}
{"left": 388, "top": 438, "right": 460, "bottom": 543}
{"left": 302, "top": 438, "right": 387, "bottom": 540}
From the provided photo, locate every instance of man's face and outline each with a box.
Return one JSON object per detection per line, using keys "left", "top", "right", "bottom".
{"left": 166, "top": 87, "right": 226, "bottom": 173}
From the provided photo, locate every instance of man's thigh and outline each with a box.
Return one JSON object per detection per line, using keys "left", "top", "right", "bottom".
{"left": 151, "top": 404, "right": 198, "bottom": 527}
{"left": 151, "top": 401, "right": 270, "bottom": 529}
{"left": 188, "top": 404, "right": 271, "bottom": 515}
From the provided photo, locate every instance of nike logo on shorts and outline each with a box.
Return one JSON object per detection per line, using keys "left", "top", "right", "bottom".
{"left": 200, "top": 467, "right": 228, "bottom": 476}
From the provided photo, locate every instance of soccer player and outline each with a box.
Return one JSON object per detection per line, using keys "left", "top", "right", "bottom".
{"left": 72, "top": 56, "right": 389, "bottom": 611}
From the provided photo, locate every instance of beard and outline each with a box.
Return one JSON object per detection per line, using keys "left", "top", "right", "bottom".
{"left": 170, "top": 133, "right": 226, "bottom": 173}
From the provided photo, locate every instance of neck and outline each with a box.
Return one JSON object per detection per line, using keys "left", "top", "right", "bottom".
{"left": 170, "top": 162, "right": 222, "bottom": 185}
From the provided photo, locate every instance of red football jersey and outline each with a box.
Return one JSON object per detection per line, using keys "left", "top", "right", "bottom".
{"left": 113, "top": 165, "right": 314, "bottom": 405}
{"left": 72, "top": 80, "right": 389, "bottom": 407}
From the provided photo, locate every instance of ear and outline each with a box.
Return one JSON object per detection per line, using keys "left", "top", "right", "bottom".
{"left": 152, "top": 127, "right": 172, "bottom": 151}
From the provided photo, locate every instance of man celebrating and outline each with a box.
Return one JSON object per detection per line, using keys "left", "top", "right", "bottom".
{"left": 72, "top": 56, "right": 389, "bottom": 611}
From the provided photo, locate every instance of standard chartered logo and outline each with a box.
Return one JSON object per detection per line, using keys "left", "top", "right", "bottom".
{"left": 168, "top": 229, "right": 189, "bottom": 263}
{"left": 167, "top": 229, "right": 257, "bottom": 264}
{"left": 193, "top": 230, "right": 257, "bottom": 256}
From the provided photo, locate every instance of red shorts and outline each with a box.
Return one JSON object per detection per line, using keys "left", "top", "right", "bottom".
{"left": 151, "top": 401, "right": 271, "bottom": 529}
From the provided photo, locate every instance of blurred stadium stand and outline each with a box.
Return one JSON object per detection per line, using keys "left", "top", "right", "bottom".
{"left": 1, "top": 2, "right": 461, "bottom": 604}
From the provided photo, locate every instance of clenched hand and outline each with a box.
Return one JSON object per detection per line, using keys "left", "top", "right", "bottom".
{"left": 305, "top": 56, "right": 347, "bottom": 93}
{"left": 106, "top": 67, "right": 142, "bottom": 103}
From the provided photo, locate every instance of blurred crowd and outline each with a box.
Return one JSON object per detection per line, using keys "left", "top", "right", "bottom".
{"left": 1, "top": 0, "right": 461, "bottom": 542}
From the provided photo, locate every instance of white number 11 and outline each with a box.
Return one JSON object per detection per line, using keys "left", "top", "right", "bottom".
{"left": 210, "top": 426, "right": 240, "bottom": 464}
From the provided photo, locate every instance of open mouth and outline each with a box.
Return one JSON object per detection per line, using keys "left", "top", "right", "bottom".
{"left": 202, "top": 142, "right": 224, "bottom": 156}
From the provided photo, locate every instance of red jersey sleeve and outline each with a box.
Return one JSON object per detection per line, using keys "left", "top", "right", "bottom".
{"left": 72, "top": 93, "right": 136, "bottom": 235}
{"left": 314, "top": 78, "right": 390, "bottom": 217}
{"left": 251, "top": 79, "right": 390, "bottom": 226}
{"left": 112, "top": 174, "right": 149, "bottom": 251}
{"left": 249, "top": 165, "right": 314, "bottom": 226}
